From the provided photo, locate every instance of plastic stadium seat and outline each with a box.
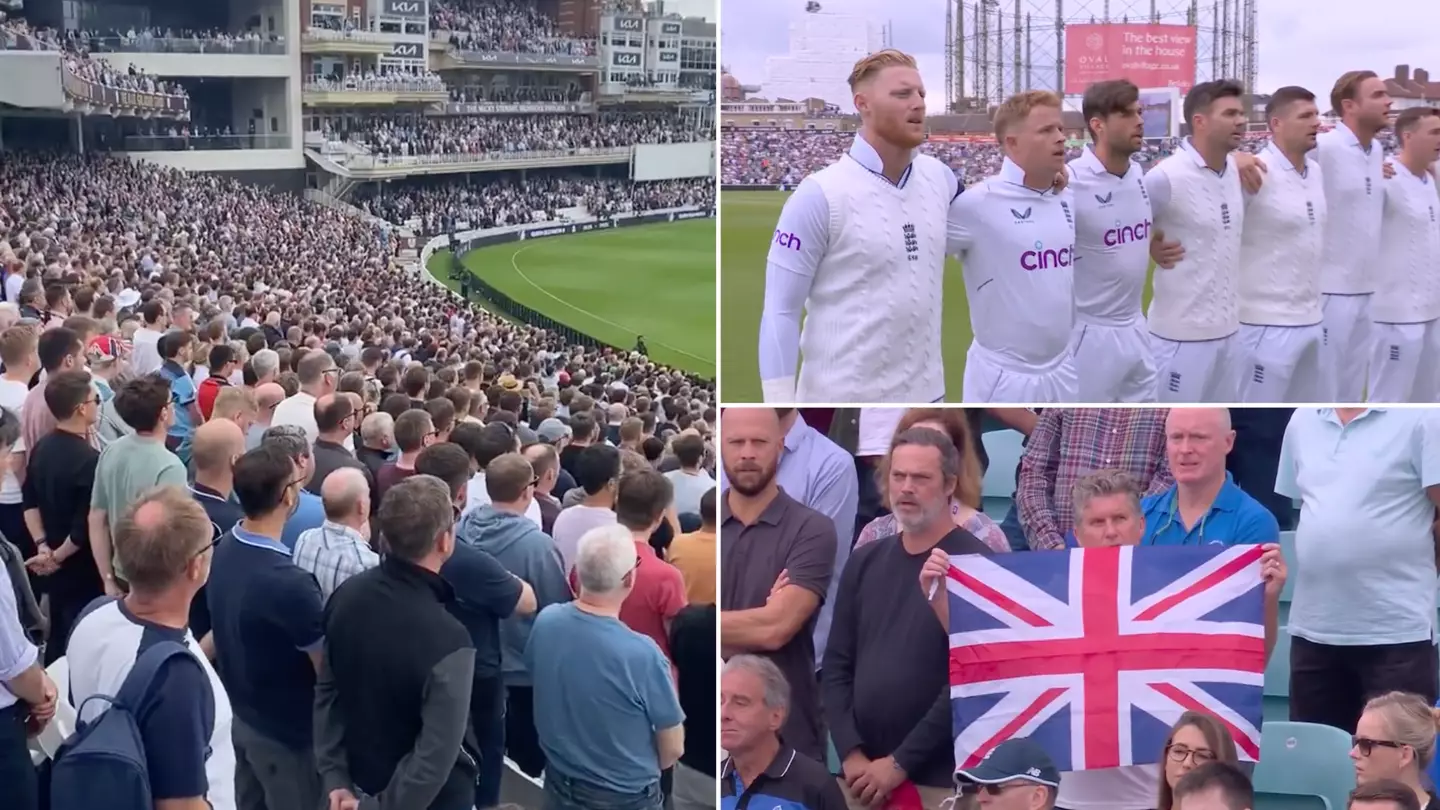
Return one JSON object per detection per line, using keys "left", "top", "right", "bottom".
{"left": 29, "top": 657, "right": 74, "bottom": 765}
{"left": 1253, "top": 721, "right": 1355, "bottom": 810}
{"left": 1278, "top": 531, "right": 1296, "bottom": 604}
{"left": 981, "top": 430, "right": 1024, "bottom": 500}
{"left": 827, "top": 734, "right": 840, "bottom": 774}
{"left": 1263, "top": 627, "right": 1292, "bottom": 722}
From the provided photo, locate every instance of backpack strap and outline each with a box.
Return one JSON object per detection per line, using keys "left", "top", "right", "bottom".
{"left": 113, "top": 640, "right": 199, "bottom": 714}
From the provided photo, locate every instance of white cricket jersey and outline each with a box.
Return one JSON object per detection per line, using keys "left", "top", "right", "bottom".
{"left": 1238, "top": 141, "right": 1326, "bottom": 327}
{"left": 1371, "top": 159, "right": 1440, "bottom": 324}
{"left": 1313, "top": 122, "right": 1386, "bottom": 295}
{"left": 1067, "top": 148, "right": 1152, "bottom": 325}
{"left": 1143, "top": 139, "right": 1244, "bottom": 342}
{"left": 757, "top": 135, "right": 957, "bottom": 402}
{"left": 948, "top": 157, "right": 1076, "bottom": 368}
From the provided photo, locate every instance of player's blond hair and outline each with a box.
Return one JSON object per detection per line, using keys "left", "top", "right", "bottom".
{"left": 847, "top": 49, "right": 918, "bottom": 91}
{"left": 1330, "top": 70, "right": 1379, "bottom": 119}
{"left": 993, "top": 90, "right": 1063, "bottom": 141}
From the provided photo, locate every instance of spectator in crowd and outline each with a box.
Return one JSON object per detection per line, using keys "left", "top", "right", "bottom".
{"left": 378, "top": 408, "right": 436, "bottom": 501}
{"left": 720, "top": 407, "right": 836, "bottom": 762}
{"left": 954, "top": 738, "right": 1062, "bottom": 809}
{"left": 526, "top": 523, "right": 685, "bottom": 810}
{"left": 261, "top": 424, "right": 327, "bottom": 549}
{"left": 1157, "top": 713, "right": 1242, "bottom": 810}
{"left": 21, "top": 369, "right": 101, "bottom": 664}
{"left": 553, "top": 444, "right": 622, "bottom": 572}
{"left": 316, "top": 475, "right": 479, "bottom": 810}
{"left": 1350, "top": 781, "right": 1426, "bottom": 810}
{"left": 0, "top": 405, "right": 54, "bottom": 810}
{"left": 523, "top": 441, "right": 563, "bottom": 534}
{"left": 1140, "top": 408, "right": 1278, "bottom": 546}
{"left": 666, "top": 432, "right": 714, "bottom": 517}
{"left": 18, "top": 327, "right": 83, "bottom": 461}
{"left": 854, "top": 408, "right": 1010, "bottom": 552}
{"left": 458, "top": 451, "right": 570, "bottom": 778}
{"left": 826, "top": 428, "right": 994, "bottom": 808}
{"left": 670, "top": 601, "right": 716, "bottom": 810}
{"left": 721, "top": 654, "right": 846, "bottom": 810}
{"left": 130, "top": 299, "right": 168, "bottom": 376}
{"left": 463, "top": 423, "right": 542, "bottom": 527}
{"left": 66, "top": 486, "right": 236, "bottom": 810}
{"left": 613, "top": 468, "right": 687, "bottom": 665}
{"left": 308, "top": 393, "right": 372, "bottom": 499}
{"left": 1277, "top": 408, "right": 1440, "bottom": 732}
{"left": 1018, "top": 408, "right": 1172, "bottom": 550}
{"left": 560, "top": 411, "right": 598, "bottom": 477}
{"left": 1071, "top": 469, "right": 1148, "bottom": 548}
{"left": 207, "top": 442, "right": 326, "bottom": 809}
{"left": 1350, "top": 691, "right": 1440, "bottom": 808}
{"left": 197, "top": 342, "right": 236, "bottom": 421}
{"left": 667, "top": 486, "right": 716, "bottom": 604}
{"left": 89, "top": 374, "right": 188, "bottom": 594}
{"left": 158, "top": 329, "right": 200, "bottom": 462}
{"left": 357, "top": 410, "right": 396, "bottom": 481}
{"left": 272, "top": 350, "right": 340, "bottom": 447}
{"left": 1170, "top": 762, "right": 1253, "bottom": 810}
{"left": 210, "top": 385, "right": 258, "bottom": 438}
{"left": 187, "top": 418, "right": 246, "bottom": 653}
{"left": 246, "top": 382, "right": 285, "bottom": 450}
{"left": 292, "top": 467, "right": 377, "bottom": 603}
{"left": 0, "top": 329, "right": 38, "bottom": 569}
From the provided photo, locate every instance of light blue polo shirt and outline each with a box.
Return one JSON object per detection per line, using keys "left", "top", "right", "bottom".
{"left": 1277, "top": 408, "right": 1440, "bottom": 646}
{"left": 1139, "top": 472, "right": 1279, "bottom": 547}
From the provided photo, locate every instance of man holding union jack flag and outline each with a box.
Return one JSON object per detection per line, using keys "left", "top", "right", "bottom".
{"left": 918, "top": 468, "right": 1287, "bottom": 810}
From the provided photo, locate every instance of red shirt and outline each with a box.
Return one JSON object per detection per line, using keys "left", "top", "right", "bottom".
{"left": 197, "top": 375, "right": 229, "bottom": 421}
{"left": 619, "top": 541, "right": 687, "bottom": 666}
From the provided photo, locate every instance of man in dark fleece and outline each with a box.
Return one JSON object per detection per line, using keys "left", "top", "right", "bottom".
{"left": 822, "top": 428, "right": 994, "bottom": 809}
{"left": 455, "top": 452, "right": 573, "bottom": 778}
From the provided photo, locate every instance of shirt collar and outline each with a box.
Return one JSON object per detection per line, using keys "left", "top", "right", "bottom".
{"left": 1318, "top": 407, "right": 1385, "bottom": 426}
{"left": 782, "top": 412, "right": 811, "bottom": 454}
{"left": 1262, "top": 141, "right": 1306, "bottom": 176}
{"left": 1181, "top": 137, "right": 1229, "bottom": 176}
{"left": 1392, "top": 158, "right": 1432, "bottom": 183}
{"left": 1336, "top": 120, "right": 1370, "bottom": 153}
{"left": 231, "top": 523, "right": 291, "bottom": 556}
{"left": 1161, "top": 471, "right": 1244, "bottom": 516}
{"left": 848, "top": 132, "right": 915, "bottom": 188}
{"left": 721, "top": 745, "right": 799, "bottom": 781}
{"left": 319, "top": 520, "right": 368, "bottom": 546}
{"left": 380, "top": 554, "right": 455, "bottom": 603}
{"left": 720, "top": 486, "right": 796, "bottom": 528}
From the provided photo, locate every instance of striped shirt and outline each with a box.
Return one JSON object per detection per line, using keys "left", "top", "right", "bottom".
{"left": 292, "top": 520, "right": 379, "bottom": 603}
{"left": 1016, "top": 408, "right": 1173, "bottom": 550}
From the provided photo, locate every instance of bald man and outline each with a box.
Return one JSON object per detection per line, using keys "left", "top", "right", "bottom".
{"left": 247, "top": 381, "right": 285, "bottom": 450}
{"left": 188, "top": 418, "right": 246, "bottom": 653}
{"left": 719, "top": 407, "right": 836, "bottom": 762}
{"left": 308, "top": 393, "right": 371, "bottom": 498}
{"left": 1138, "top": 407, "right": 1280, "bottom": 545}
{"left": 293, "top": 467, "right": 377, "bottom": 602}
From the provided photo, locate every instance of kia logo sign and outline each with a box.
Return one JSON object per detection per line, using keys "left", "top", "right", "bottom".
{"left": 661, "top": 22, "right": 681, "bottom": 34}
{"left": 659, "top": 51, "right": 677, "bottom": 61}
{"left": 616, "top": 16, "right": 643, "bottom": 30}
{"left": 392, "top": 42, "right": 420, "bottom": 57}
{"left": 613, "top": 51, "right": 640, "bottom": 66}
{"left": 385, "top": 0, "right": 423, "bottom": 15}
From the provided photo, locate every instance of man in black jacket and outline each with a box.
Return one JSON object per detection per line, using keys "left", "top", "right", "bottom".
{"left": 315, "top": 474, "right": 479, "bottom": 810}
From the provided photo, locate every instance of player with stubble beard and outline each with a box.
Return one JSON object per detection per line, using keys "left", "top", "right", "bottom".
{"left": 719, "top": 408, "right": 836, "bottom": 762}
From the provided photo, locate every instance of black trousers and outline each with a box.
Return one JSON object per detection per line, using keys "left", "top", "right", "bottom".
{"left": 505, "top": 684, "right": 546, "bottom": 778}
{"left": 0, "top": 702, "right": 38, "bottom": 810}
{"left": 1289, "top": 635, "right": 1440, "bottom": 733}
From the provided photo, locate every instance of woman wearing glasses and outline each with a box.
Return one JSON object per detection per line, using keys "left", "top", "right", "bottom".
{"left": 1156, "top": 712, "right": 1240, "bottom": 810}
{"left": 1351, "top": 692, "right": 1440, "bottom": 810}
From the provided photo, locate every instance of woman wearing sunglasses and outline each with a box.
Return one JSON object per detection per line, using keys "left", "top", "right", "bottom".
{"left": 1351, "top": 691, "right": 1440, "bottom": 810}
{"left": 1156, "top": 712, "right": 1240, "bottom": 810}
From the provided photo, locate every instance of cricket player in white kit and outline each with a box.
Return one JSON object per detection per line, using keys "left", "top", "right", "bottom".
{"left": 1143, "top": 80, "right": 1249, "bottom": 402}
{"left": 1314, "top": 70, "right": 1392, "bottom": 401}
{"left": 758, "top": 50, "right": 957, "bottom": 403}
{"left": 1236, "top": 86, "right": 1327, "bottom": 402}
{"left": 1066, "top": 80, "right": 1159, "bottom": 402}
{"left": 1367, "top": 107, "right": 1440, "bottom": 402}
{"left": 950, "top": 90, "right": 1079, "bottom": 403}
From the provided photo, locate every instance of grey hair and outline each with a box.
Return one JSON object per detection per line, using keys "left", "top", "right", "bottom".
{"left": 574, "top": 523, "right": 637, "bottom": 595}
{"left": 1071, "top": 469, "right": 1143, "bottom": 524}
{"left": 251, "top": 348, "right": 280, "bottom": 379}
{"left": 724, "top": 655, "right": 791, "bottom": 714}
{"left": 891, "top": 427, "right": 961, "bottom": 480}
{"left": 261, "top": 424, "right": 311, "bottom": 460}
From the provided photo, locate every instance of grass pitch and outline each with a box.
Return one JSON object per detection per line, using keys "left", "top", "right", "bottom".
{"left": 428, "top": 220, "right": 716, "bottom": 378}
{"left": 720, "top": 191, "right": 1156, "bottom": 401}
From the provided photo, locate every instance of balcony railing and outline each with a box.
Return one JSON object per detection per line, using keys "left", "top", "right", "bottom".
{"left": 303, "top": 27, "right": 392, "bottom": 44}
{"left": 85, "top": 36, "right": 287, "bottom": 55}
{"left": 342, "top": 145, "right": 630, "bottom": 169}
{"left": 304, "top": 78, "right": 446, "bottom": 93}
{"left": 61, "top": 65, "right": 189, "bottom": 115}
{"left": 121, "top": 133, "right": 293, "bottom": 151}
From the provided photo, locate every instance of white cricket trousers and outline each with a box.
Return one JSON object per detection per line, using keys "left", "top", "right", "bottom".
{"left": 1149, "top": 331, "right": 1245, "bottom": 402}
{"left": 1319, "top": 293, "right": 1373, "bottom": 402}
{"left": 1367, "top": 319, "right": 1440, "bottom": 403}
{"left": 1070, "top": 318, "right": 1158, "bottom": 402}
{"left": 1236, "top": 323, "right": 1325, "bottom": 403}
{"left": 962, "top": 343, "right": 1078, "bottom": 403}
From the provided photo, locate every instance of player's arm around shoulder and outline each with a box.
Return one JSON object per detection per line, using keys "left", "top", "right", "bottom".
{"left": 946, "top": 176, "right": 990, "bottom": 256}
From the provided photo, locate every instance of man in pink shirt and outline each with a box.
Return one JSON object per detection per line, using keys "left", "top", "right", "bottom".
{"left": 614, "top": 469, "right": 687, "bottom": 669}
{"left": 16, "top": 327, "right": 84, "bottom": 476}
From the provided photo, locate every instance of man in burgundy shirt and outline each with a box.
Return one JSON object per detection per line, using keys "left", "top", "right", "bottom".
{"left": 375, "top": 408, "right": 435, "bottom": 504}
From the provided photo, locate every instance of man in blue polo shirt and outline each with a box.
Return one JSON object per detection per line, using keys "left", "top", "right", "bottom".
{"left": 1140, "top": 407, "right": 1279, "bottom": 546}
{"left": 208, "top": 443, "right": 326, "bottom": 810}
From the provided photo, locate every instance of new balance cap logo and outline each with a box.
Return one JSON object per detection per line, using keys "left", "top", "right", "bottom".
{"left": 773, "top": 230, "right": 802, "bottom": 251}
{"left": 1021, "top": 240, "right": 1073, "bottom": 271}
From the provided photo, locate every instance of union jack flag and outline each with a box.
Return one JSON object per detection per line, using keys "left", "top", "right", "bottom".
{"left": 947, "top": 545, "right": 1266, "bottom": 773}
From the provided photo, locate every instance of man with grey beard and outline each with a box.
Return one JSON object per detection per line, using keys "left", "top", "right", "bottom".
{"left": 821, "top": 427, "right": 992, "bottom": 810}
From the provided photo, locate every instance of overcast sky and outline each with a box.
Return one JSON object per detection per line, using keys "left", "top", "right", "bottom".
{"left": 663, "top": 0, "right": 717, "bottom": 20}
{"left": 721, "top": 0, "right": 1440, "bottom": 111}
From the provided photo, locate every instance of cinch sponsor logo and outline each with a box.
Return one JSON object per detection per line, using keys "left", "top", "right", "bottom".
{"left": 774, "top": 230, "right": 802, "bottom": 251}
{"left": 1103, "top": 219, "right": 1151, "bottom": 247}
{"left": 1021, "top": 240, "right": 1074, "bottom": 271}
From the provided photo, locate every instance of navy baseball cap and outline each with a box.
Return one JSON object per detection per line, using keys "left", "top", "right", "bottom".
{"left": 955, "top": 739, "right": 1061, "bottom": 788}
